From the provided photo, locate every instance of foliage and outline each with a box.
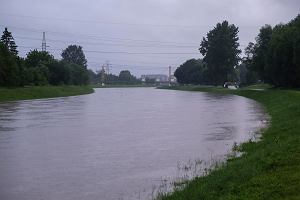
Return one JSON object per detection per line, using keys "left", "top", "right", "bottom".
{"left": 61, "top": 45, "right": 87, "bottom": 68}
{"left": 199, "top": 21, "right": 241, "bottom": 85}
{"left": 25, "top": 49, "right": 54, "bottom": 68}
{"left": 265, "top": 16, "right": 300, "bottom": 87}
{"left": 118, "top": 70, "right": 140, "bottom": 84}
{"left": 0, "top": 27, "right": 91, "bottom": 87}
{"left": 0, "top": 27, "right": 18, "bottom": 55}
{"left": 0, "top": 42, "right": 22, "bottom": 86}
{"left": 251, "top": 25, "right": 273, "bottom": 81}
{"left": 247, "top": 14, "right": 300, "bottom": 87}
{"left": 159, "top": 85, "right": 300, "bottom": 200}
{"left": 68, "top": 63, "right": 89, "bottom": 85}
{"left": 174, "top": 59, "right": 208, "bottom": 85}
{"left": 47, "top": 60, "right": 70, "bottom": 85}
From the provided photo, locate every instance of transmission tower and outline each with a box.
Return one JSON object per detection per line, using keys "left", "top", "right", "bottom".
{"left": 101, "top": 65, "right": 106, "bottom": 86}
{"left": 42, "top": 32, "right": 47, "bottom": 52}
{"left": 168, "top": 66, "right": 172, "bottom": 86}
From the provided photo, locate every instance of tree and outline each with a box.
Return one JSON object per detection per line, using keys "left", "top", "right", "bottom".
{"left": 61, "top": 45, "right": 87, "bottom": 68}
{"left": 251, "top": 25, "right": 273, "bottom": 81}
{"left": 1, "top": 28, "right": 18, "bottom": 55}
{"left": 265, "top": 15, "right": 300, "bottom": 87}
{"left": 174, "top": 59, "right": 208, "bottom": 84}
{"left": 68, "top": 63, "right": 89, "bottom": 85}
{"left": 118, "top": 70, "right": 137, "bottom": 84}
{"left": 47, "top": 60, "right": 70, "bottom": 85}
{"left": 199, "top": 21, "right": 241, "bottom": 85}
{"left": 0, "top": 42, "right": 21, "bottom": 86}
{"left": 25, "top": 50, "right": 54, "bottom": 68}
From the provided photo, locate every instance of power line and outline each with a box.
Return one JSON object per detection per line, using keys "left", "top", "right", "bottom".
{"left": 0, "top": 24, "right": 197, "bottom": 45}
{"left": 17, "top": 45, "right": 199, "bottom": 55}
{"left": 0, "top": 12, "right": 211, "bottom": 29}
{"left": 13, "top": 35, "right": 199, "bottom": 49}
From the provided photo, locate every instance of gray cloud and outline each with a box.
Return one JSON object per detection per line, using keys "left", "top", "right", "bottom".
{"left": 0, "top": 0, "right": 299, "bottom": 76}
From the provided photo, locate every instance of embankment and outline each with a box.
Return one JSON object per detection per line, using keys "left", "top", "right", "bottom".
{"left": 0, "top": 85, "right": 94, "bottom": 102}
{"left": 158, "top": 85, "right": 300, "bottom": 200}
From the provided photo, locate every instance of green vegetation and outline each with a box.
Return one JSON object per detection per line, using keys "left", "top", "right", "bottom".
{"left": 174, "top": 14, "right": 300, "bottom": 88}
{"left": 93, "top": 84, "right": 154, "bottom": 88}
{"left": 0, "top": 28, "right": 89, "bottom": 87}
{"left": 0, "top": 86, "right": 94, "bottom": 102}
{"left": 89, "top": 69, "right": 142, "bottom": 85}
{"left": 158, "top": 85, "right": 300, "bottom": 200}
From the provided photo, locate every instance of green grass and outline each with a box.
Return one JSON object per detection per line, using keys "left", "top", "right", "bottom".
{"left": 158, "top": 85, "right": 300, "bottom": 200}
{"left": 243, "top": 83, "right": 273, "bottom": 90}
{"left": 92, "top": 84, "right": 156, "bottom": 88}
{"left": 0, "top": 85, "right": 94, "bottom": 102}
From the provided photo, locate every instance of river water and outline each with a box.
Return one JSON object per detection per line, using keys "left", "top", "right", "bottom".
{"left": 0, "top": 88, "right": 266, "bottom": 200}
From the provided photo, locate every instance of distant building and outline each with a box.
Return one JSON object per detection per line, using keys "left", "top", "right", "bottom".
{"left": 141, "top": 74, "right": 168, "bottom": 82}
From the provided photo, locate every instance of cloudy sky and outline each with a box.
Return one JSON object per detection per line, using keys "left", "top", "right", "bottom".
{"left": 0, "top": 0, "right": 299, "bottom": 76}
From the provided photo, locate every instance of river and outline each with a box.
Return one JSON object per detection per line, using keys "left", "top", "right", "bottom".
{"left": 0, "top": 88, "right": 266, "bottom": 200}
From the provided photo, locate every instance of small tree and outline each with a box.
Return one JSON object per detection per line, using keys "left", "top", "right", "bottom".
{"left": 25, "top": 50, "right": 54, "bottom": 68}
{"left": 61, "top": 45, "right": 87, "bottom": 68}
{"left": 1, "top": 28, "right": 18, "bottom": 56}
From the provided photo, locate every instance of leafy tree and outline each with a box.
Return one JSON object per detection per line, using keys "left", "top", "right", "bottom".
{"left": 68, "top": 63, "right": 89, "bottom": 85}
{"left": 0, "top": 42, "right": 21, "bottom": 86}
{"left": 265, "top": 15, "right": 300, "bottom": 87}
{"left": 1, "top": 28, "right": 18, "bottom": 56}
{"left": 199, "top": 21, "right": 241, "bottom": 85}
{"left": 23, "top": 63, "right": 49, "bottom": 86}
{"left": 25, "top": 50, "right": 54, "bottom": 68}
{"left": 251, "top": 25, "right": 273, "bottom": 81}
{"left": 47, "top": 60, "right": 70, "bottom": 85}
{"left": 118, "top": 70, "right": 139, "bottom": 84}
{"left": 61, "top": 45, "right": 87, "bottom": 68}
{"left": 174, "top": 59, "right": 208, "bottom": 84}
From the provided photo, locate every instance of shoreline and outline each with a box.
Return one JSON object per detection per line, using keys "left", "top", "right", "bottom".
{"left": 157, "top": 85, "right": 300, "bottom": 200}
{"left": 0, "top": 86, "right": 94, "bottom": 102}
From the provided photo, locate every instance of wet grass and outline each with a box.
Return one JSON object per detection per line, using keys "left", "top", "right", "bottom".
{"left": 0, "top": 85, "right": 94, "bottom": 102}
{"left": 158, "top": 85, "right": 300, "bottom": 200}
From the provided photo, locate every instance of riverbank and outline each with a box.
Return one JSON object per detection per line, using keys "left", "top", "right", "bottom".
{"left": 92, "top": 84, "right": 156, "bottom": 88}
{"left": 158, "top": 85, "right": 300, "bottom": 200}
{"left": 0, "top": 86, "right": 94, "bottom": 102}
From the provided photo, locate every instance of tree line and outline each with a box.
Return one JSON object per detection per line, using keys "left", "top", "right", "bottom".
{"left": 89, "top": 69, "right": 141, "bottom": 85}
{"left": 175, "top": 14, "right": 300, "bottom": 88}
{"left": 0, "top": 28, "right": 89, "bottom": 87}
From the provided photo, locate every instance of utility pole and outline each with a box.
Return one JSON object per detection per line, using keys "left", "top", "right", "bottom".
{"left": 105, "top": 61, "right": 110, "bottom": 75}
{"left": 42, "top": 32, "right": 47, "bottom": 52}
{"left": 168, "top": 66, "right": 172, "bottom": 86}
{"left": 101, "top": 65, "right": 105, "bottom": 86}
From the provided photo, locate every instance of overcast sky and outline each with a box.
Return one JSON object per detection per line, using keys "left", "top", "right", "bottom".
{"left": 0, "top": 0, "right": 299, "bottom": 77}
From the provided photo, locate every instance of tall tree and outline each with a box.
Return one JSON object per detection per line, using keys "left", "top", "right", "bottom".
{"left": 265, "top": 15, "right": 300, "bottom": 87}
{"left": 251, "top": 25, "right": 273, "bottom": 81}
{"left": 199, "top": 21, "right": 241, "bottom": 85}
{"left": 0, "top": 42, "right": 21, "bottom": 86}
{"left": 1, "top": 28, "right": 18, "bottom": 56}
{"left": 61, "top": 45, "right": 87, "bottom": 68}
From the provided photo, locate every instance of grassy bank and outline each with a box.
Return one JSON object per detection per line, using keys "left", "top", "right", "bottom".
{"left": 0, "top": 85, "right": 94, "bottom": 102}
{"left": 92, "top": 84, "right": 156, "bottom": 88}
{"left": 158, "top": 85, "right": 300, "bottom": 200}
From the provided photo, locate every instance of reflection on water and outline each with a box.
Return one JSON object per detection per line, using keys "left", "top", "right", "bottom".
{"left": 0, "top": 88, "right": 267, "bottom": 200}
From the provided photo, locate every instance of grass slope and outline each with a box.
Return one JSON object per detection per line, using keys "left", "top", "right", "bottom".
{"left": 0, "top": 85, "right": 94, "bottom": 102}
{"left": 159, "top": 85, "right": 300, "bottom": 200}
